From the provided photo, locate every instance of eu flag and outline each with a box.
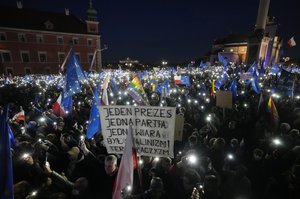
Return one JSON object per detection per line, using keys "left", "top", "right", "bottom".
{"left": 0, "top": 105, "right": 14, "bottom": 199}
{"left": 63, "top": 51, "right": 86, "bottom": 99}
{"left": 215, "top": 70, "right": 228, "bottom": 89}
{"left": 86, "top": 89, "right": 102, "bottom": 139}
{"left": 110, "top": 77, "right": 119, "bottom": 95}
{"left": 229, "top": 78, "right": 237, "bottom": 100}
{"left": 199, "top": 61, "right": 207, "bottom": 69}
{"left": 61, "top": 91, "right": 73, "bottom": 116}
{"left": 181, "top": 76, "right": 191, "bottom": 87}
{"left": 218, "top": 53, "right": 228, "bottom": 68}
{"left": 251, "top": 70, "right": 261, "bottom": 94}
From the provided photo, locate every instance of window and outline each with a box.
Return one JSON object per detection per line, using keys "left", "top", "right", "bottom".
{"left": 6, "top": 68, "right": 13, "bottom": 75}
{"left": 88, "top": 26, "right": 96, "bottom": 33}
{"left": 0, "top": 51, "right": 12, "bottom": 62}
{"left": 75, "top": 53, "right": 80, "bottom": 61}
{"left": 87, "top": 39, "right": 92, "bottom": 46}
{"left": 72, "top": 37, "right": 79, "bottom": 45}
{"left": 44, "top": 21, "right": 54, "bottom": 30}
{"left": 38, "top": 52, "right": 47, "bottom": 62}
{"left": 18, "top": 33, "right": 26, "bottom": 42}
{"left": 58, "top": 52, "right": 65, "bottom": 63}
{"left": 0, "top": 32, "right": 7, "bottom": 41}
{"left": 57, "top": 36, "right": 63, "bottom": 45}
{"left": 24, "top": 67, "right": 31, "bottom": 74}
{"left": 36, "top": 34, "right": 44, "bottom": 43}
{"left": 45, "top": 68, "right": 51, "bottom": 74}
{"left": 21, "top": 51, "right": 30, "bottom": 63}
{"left": 88, "top": 53, "right": 94, "bottom": 64}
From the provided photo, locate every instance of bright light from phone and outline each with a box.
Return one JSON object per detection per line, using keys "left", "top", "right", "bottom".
{"left": 187, "top": 154, "right": 197, "bottom": 164}
{"left": 22, "top": 153, "right": 29, "bottom": 159}
{"left": 31, "top": 191, "right": 37, "bottom": 196}
{"left": 39, "top": 117, "right": 46, "bottom": 122}
{"left": 206, "top": 115, "right": 212, "bottom": 122}
{"left": 126, "top": 185, "right": 132, "bottom": 192}
{"left": 154, "top": 157, "right": 160, "bottom": 162}
{"left": 228, "top": 154, "right": 234, "bottom": 160}
{"left": 273, "top": 138, "right": 281, "bottom": 146}
{"left": 80, "top": 135, "right": 85, "bottom": 141}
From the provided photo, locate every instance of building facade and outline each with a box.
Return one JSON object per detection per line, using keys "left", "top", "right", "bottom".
{"left": 211, "top": 0, "right": 283, "bottom": 66}
{"left": 0, "top": 0, "right": 101, "bottom": 75}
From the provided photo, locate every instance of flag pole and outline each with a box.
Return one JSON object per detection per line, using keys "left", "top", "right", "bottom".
{"left": 60, "top": 48, "right": 73, "bottom": 73}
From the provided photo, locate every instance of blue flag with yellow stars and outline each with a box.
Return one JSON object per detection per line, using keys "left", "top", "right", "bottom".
{"left": 0, "top": 105, "right": 14, "bottom": 199}
{"left": 86, "top": 89, "right": 101, "bottom": 139}
{"left": 63, "top": 51, "right": 86, "bottom": 99}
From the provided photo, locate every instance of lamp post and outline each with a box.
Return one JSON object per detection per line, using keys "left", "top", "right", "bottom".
{"left": 162, "top": 60, "right": 168, "bottom": 68}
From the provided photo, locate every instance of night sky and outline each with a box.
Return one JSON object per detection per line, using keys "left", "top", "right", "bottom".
{"left": 1, "top": 0, "right": 299, "bottom": 64}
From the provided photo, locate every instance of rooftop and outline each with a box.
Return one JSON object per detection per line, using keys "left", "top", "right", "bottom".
{"left": 0, "top": 5, "right": 97, "bottom": 35}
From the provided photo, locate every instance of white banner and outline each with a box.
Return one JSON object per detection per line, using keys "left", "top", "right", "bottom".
{"left": 99, "top": 106, "right": 176, "bottom": 157}
{"left": 240, "top": 72, "right": 253, "bottom": 80}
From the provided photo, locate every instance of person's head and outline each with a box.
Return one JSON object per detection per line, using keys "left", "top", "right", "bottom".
{"left": 228, "top": 120, "right": 236, "bottom": 130}
{"left": 158, "top": 157, "right": 172, "bottom": 173}
{"left": 208, "top": 138, "right": 216, "bottom": 148}
{"left": 230, "top": 138, "right": 239, "bottom": 148}
{"left": 14, "top": 180, "right": 30, "bottom": 199}
{"left": 149, "top": 177, "right": 164, "bottom": 199}
{"left": 212, "top": 137, "right": 225, "bottom": 150}
{"left": 105, "top": 155, "right": 118, "bottom": 175}
{"left": 67, "top": 147, "right": 80, "bottom": 162}
{"left": 280, "top": 123, "right": 291, "bottom": 134}
{"left": 289, "top": 129, "right": 300, "bottom": 138}
{"left": 46, "top": 134, "right": 56, "bottom": 143}
{"left": 183, "top": 169, "right": 201, "bottom": 192}
{"left": 21, "top": 153, "right": 34, "bottom": 165}
{"left": 72, "top": 177, "right": 89, "bottom": 196}
{"left": 188, "top": 135, "right": 198, "bottom": 148}
{"left": 253, "top": 148, "right": 264, "bottom": 161}
{"left": 149, "top": 167, "right": 158, "bottom": 178}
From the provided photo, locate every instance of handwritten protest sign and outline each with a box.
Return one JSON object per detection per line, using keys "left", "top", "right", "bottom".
{"left": 99, "top": 106, "right": 176, "bottom": 157}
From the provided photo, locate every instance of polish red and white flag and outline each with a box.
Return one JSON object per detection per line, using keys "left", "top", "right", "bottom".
{"left": 288, "top": 37, "right": 296, "bottom": 47}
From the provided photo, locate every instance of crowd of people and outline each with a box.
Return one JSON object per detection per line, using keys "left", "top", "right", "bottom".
{"left": 1, "top": 65, "right": 300, "bottom": 199}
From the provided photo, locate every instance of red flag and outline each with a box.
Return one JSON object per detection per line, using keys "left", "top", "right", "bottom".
{"left": 52, "top": 94, "right": 66, "bottom": 117}
{"left": 12, "top": 110, "right": 25, "bottom": 122}
{"left": 288, "top": 37, "right": 296, "bottom": 47}
{"left": 112, "top": 126, "right": 136, "bottom": 199}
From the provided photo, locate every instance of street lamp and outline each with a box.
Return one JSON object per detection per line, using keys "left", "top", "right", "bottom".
{"left": 162, "top": 60, "right": 168, "bottom": 67}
